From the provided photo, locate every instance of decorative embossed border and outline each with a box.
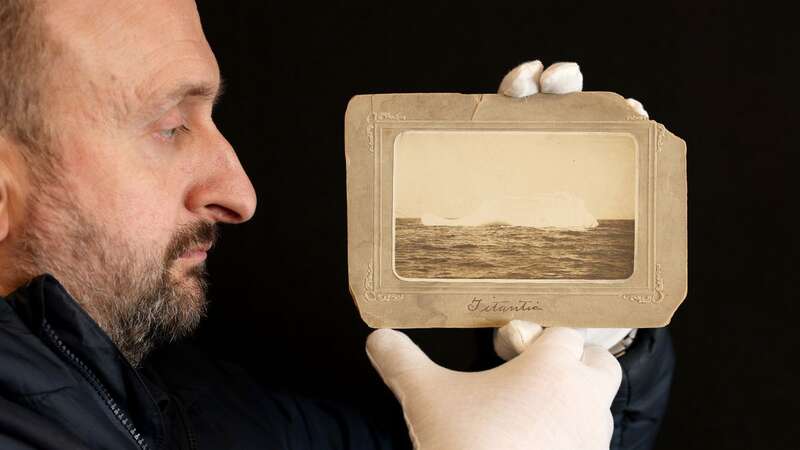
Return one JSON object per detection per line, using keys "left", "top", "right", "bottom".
{"left": 366, "top": 112, "right": 406, "bottom": 153}
{"left": 623, "top": 264, "right": 664, "bottom": 303}
{"left": 363, "top": 262, "right": 404, "bottom": 302}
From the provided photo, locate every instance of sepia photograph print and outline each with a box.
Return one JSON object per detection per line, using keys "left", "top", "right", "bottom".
{"left": 394, "top": 131, "right": 636, "bottom": 281}
{"left": 345, "top": 92, "right": 687, "bottom": 328}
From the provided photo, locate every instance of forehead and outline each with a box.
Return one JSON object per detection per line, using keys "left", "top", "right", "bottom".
{"left": 44, "top": 0, "right": 219, "bottom": 118}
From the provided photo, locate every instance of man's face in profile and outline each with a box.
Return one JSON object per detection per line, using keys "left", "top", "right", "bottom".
{"left": 0, "top": 0, "right": 257, "bottom": 366}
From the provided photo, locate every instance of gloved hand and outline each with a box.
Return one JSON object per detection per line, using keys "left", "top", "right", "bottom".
{"left": 495, "top": 60, "right": 645, "bottom": 360}
{"left": 367, "top": 327, "right": 621, "bottom": 450}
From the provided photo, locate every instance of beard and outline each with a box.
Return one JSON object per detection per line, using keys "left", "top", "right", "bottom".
{"left": 14, "top": 159, "right": 216, "bottom": 367}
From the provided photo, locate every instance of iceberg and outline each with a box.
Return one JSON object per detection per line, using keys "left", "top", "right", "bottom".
{"left": 420, "top": 192, "right": 598, "bottom": 230}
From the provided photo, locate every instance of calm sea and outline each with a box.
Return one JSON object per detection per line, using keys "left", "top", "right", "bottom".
{"left": 394, "top": 218, "right": 634, "bottom": 280}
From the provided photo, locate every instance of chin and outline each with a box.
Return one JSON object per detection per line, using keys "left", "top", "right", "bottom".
{"left": 174, "top": 267, "right": 207, "bottom": 297}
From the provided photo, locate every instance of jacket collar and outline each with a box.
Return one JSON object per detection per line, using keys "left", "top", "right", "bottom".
{"left": 2, "top": 274, "right": 168, "bottom": 448}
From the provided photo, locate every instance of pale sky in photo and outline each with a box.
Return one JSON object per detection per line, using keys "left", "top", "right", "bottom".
{"left": 394, "top": 130, "right": 636, "bottom": 220}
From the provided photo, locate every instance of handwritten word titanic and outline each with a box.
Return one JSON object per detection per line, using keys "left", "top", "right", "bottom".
{"left": 466, "top": 297, "right": 543, "bottom": 313}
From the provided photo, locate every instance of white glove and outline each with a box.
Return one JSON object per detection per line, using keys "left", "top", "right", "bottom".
{"left": 496, "top": 60, "right": 646, "bottom": 357}
{"left": 367, "top": 327, "right": 621, "bottom": 450}
{"left": 498, "top": 60, "right": 648, "bottom": 117}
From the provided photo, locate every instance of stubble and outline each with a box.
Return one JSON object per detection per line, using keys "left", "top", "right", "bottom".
{"left": 14, "top": 157, "right": 216, "bottom": 367}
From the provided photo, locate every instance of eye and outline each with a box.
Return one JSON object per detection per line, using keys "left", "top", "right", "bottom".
{"left": 156, "top": 124, "right": 190, "bottom": 142}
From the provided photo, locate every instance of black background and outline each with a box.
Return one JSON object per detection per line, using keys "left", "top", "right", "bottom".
{"left": 192, "top": 1, "right": 793, "bottom": 449}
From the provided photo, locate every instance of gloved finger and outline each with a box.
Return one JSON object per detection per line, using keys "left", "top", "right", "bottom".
{"left": 626, "top": 97, "right": 649, "bottom": 118}
{"left": 525, "top": 326, "right": 585, "bottom": 360}
{"left": 498, "top": 60, "right": 544, "bottom": 98}
{"left": 493, "top": 320, "right": 544, "bottom": 361}
{"left": 580, "top": 344, "right": 623, "bottom": 402}
{"left": 366, "top": 329, "right": 441, "bottom": 394}
{"left": 605, "top": 410, "right": 616, "bottom": 445}
{"left": 540, "top": 62, "right": 583, "bottom": 94}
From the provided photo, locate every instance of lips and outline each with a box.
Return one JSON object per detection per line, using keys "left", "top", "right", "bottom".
{"left": 194, "top": 242, "right": 213, "bottom": 253}
{"left": 180, "top": 242, "right": 212, "bottom": 259}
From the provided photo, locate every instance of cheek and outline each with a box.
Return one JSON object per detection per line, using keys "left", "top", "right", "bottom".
{"left": 59, "top": 135, "right": 185, "bottom": 252}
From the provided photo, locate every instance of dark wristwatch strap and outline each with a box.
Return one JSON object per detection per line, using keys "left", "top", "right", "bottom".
{"left": 609, "top": 328, "right": 638, "bottom": 358}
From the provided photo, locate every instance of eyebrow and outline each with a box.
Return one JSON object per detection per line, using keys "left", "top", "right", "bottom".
{"left": 133, "top": 78, "right": 226, "bottom": 125}
{"left": 164, "top": 78, "right": 225, "bottom": 106}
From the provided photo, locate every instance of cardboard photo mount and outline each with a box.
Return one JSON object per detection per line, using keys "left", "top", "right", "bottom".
{"left": 345, "top": 92, "right": 687, "bottom": 329}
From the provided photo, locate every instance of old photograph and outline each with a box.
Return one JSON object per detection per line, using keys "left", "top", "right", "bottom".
{"left": 393, "top": 130, "right": 637, "bottom": 280}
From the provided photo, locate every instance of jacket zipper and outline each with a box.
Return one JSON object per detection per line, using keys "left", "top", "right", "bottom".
{"left": 42, "top": 319, "right": 150, "bottom": 450}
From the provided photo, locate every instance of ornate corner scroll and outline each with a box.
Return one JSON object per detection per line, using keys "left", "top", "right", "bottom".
{"left": 363, "top": 263, "right": 404, "bottom": 302}
{"left": 656, "top": 124, "right": 666, "bottom": 153}
{"left": 366, "top": 121, "right": 375, "bottom": 153}
{"left": 366, "top": 112, "right": 407, "bottom": 153}
{"left": 623, "top": 264, "right": 664, "bottom": 304}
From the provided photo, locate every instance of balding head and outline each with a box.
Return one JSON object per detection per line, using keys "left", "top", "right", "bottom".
{"left": 42, "top": 0, "right": 220, "bottom": 127}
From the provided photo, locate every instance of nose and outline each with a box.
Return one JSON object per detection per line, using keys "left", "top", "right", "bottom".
{"left": 185, "top": 126, "right": 257, "bottom": 224}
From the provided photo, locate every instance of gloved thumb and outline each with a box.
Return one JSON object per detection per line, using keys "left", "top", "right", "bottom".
{"left": 366, "top": 329, "right": 442, "bottom": 396}
{"left": 493, "top": 320, "right": 544, "bottom": 361}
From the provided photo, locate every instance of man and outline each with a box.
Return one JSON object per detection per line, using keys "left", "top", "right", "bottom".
{"left": 0, "top": 1, "right": 656, "bottom": 449}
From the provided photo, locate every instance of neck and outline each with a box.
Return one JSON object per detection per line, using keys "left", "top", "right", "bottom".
{"left": 0, "top": 259, "right": 30, "bottom": 297}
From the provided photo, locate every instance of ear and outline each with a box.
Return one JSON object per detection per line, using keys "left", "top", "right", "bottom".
{"left": 0, "top": 171, "right": 8, "bottom": 243}
{"left": 0, "top": 136, "right": 26, "bottom": 244}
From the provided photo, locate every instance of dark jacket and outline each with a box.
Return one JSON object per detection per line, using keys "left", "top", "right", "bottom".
{"left": 611, "top": 326, "right": 675, "bottom": 450}
{"left": 0, "top": 274, "right": 674, "bottom": 450}
{"left": 0, "top": 275, "right": 399, "bottom": 450}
